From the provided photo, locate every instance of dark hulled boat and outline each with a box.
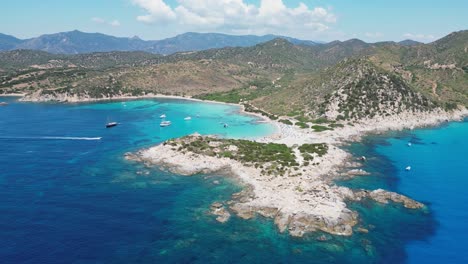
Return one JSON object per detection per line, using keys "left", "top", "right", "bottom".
{"left": 106, "top": 122, "right": 118, "bottom": 128}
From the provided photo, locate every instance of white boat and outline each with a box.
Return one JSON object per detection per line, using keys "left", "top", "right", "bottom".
{"left": 160, "top": 114, "right": 166, "bottom": 119}
{"left": 407, "top": 142, "right": 412, "bottom": 147}
{"left": 184, "top": 116, "right": 192, "bottom": 121}
{"left": 223, "top": 123, "right": 228, "bottom": 128}
{"left": 106, "top": 122, "right": 118, "bottom": 128}
{"left": 405, "top": 166, "right": 411, "bottom": 171}
{"left": 160, "top": 121, "right": 171, "bottom": 127}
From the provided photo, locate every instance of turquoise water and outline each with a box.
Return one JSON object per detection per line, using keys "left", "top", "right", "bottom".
{"left": 340, "top": 119, "right": 468, "bottom": 263}
{"left": 0, "top": 96, "right": 466, "bottom": 263}
{"left": 374, "top": 120, "right": 468, "bottom": 263}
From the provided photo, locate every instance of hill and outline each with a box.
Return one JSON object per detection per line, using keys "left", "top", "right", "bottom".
{"left": 398, "top": 39, "right": 422, "bottom": 46}
{"left": 0, "top": 33, "right": 23, "bottom": 50}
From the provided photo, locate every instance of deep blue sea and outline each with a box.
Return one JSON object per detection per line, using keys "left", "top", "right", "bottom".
{"left": 0, "top": 96, "right": 467, "bottom": 263}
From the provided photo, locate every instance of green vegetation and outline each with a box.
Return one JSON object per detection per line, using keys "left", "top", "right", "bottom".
{"left": 243, "top": 103, "right": 278, "bottom": 120}
{"left": 194, "top": 89, "right": 245, "bottom": 103}
{"left": 312, "top": 117, "right": 330, "bottom": 124}
{"left": 279, "top": 119, "right": 293, "bottom": 125}
{"left": 295, "top": 121, "right": 309, "bottom": 129}
{"left": 168, "top": 136, "right": 329, "bottom": 176}
{"left": 329, "top": 123, "right": 345, "bottom": 128}
{"left": 176, "top": 136, "right": 298, "bottom": 168}
{"left": 311, "top": 125, "right": 332, "bottom": 132}
{"left": 298, "top": 143, "right": 328, "bottom": 157}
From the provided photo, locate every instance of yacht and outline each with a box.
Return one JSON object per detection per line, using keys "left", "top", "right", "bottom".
{"left": 106, "top": 122, "right": 118, "bottom": 128}
{"left": 160, "top": 121, "right": 172, "bottom": 127}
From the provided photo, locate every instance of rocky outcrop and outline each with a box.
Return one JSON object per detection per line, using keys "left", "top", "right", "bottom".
{"left": 227, "top": 188, "right": 359, "bottom": 237}
{"left": 352, "top": 189, "right": 425, "bottom": 209}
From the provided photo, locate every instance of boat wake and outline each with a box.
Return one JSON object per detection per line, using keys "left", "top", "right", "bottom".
{"left": 0, "top": 136, "right": 102, "bottom": 141}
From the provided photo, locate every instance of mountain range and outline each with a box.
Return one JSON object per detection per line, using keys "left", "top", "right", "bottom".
{"left": 0, "top": 30, "right": 322, "bottom": 55}
{"left": 0, "top": 30, "right": 422, "bottom": 55}
{"left": 0, "top": 30, "right": 466, "bottom": 123}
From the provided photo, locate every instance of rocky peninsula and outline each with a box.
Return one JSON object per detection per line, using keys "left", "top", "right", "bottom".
{"left": 126, "top": 130, "right": 427, "bottom": 237}
{"left": 124, "top": 99, "right": 468, "bottom": 237}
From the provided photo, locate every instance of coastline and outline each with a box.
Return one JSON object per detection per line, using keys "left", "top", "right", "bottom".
{"left": 10, "top": 92, "right": 468, "bottom": 237}
{"left": 15, "top": 92, "right": 240, "bottom": 106}
{"left": 10, "top": 92, "right": 277, "bottom": 134}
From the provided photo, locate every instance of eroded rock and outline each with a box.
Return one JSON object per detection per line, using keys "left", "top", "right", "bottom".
{"left": 353, "top": 189, "right": 424, "bottom": 209}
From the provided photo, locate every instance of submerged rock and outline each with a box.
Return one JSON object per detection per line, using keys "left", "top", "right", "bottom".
{"left": 357, "top": 227, "right": 369, "bottom": 234}
{"left": 210, "top": 202, "right": 231, "bottom": 223}
{"left": 229, "top": 203, "right": 255, "bottom": 220}
{"left": 316, "top": 234, "right": 332, "bottom": 242}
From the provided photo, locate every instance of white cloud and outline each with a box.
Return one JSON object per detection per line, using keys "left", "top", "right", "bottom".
{"left": 109, "top": 20, "right": 121, "bottom": 27}
{"left": 131, "top": 0, "right": 336, "bottom": 37}
{"left": 403, "top": 33, "right": 435, "bottom": 41}
{"left": 91, "top": 17, "right": 106, "bottom": 24}
{"left": 91, "top": 17, "right": 121, "bottom": 27}
{"left": 133, "top": 0, "right": 176, "bottom": 23}
{"left": 364, "top": 32, "right": 384, "bottom": 39}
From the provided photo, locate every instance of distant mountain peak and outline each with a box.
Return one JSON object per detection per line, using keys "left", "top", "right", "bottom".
{"left": 398, "top": 39, "right": 422, "bottom": 46}
{"left": 270, "top": 38, "right": 292, "bottom": 45}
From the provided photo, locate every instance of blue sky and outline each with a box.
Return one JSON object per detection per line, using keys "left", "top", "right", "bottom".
{"left": 1, "top": 0, "right": 466, "bottom": 42}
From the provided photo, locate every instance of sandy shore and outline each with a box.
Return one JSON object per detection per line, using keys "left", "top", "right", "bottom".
{"left": 0, "top": 93, "right": 26, "bottom": 97}
{"left": 18, "top": 92, "right": 239, "bottom": 106}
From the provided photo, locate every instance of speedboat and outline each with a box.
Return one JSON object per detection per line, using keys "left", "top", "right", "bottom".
{"left": 407, "top": 142, "right": 412, "bottom": 147}
{"left": 160, "top": 121, "right": 171, "bottom": 127}
{"left": 405, "top": 166, "right": 411, "bottom": 171}
{"left": 223, "top": 123, "right": 228, "bottom": 128}
{"left": 184, "top": 116, "right": 192, "bottom": 121}
{"left": 106, "top": 122, "right": 118, "bottom": 128}
{"left": 160, "top": 114, "right": 166, "bottom": 119}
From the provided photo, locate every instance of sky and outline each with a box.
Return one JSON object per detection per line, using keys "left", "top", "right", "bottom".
{"left": 1, "top": 0, "right": 467, "bottom": 43}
